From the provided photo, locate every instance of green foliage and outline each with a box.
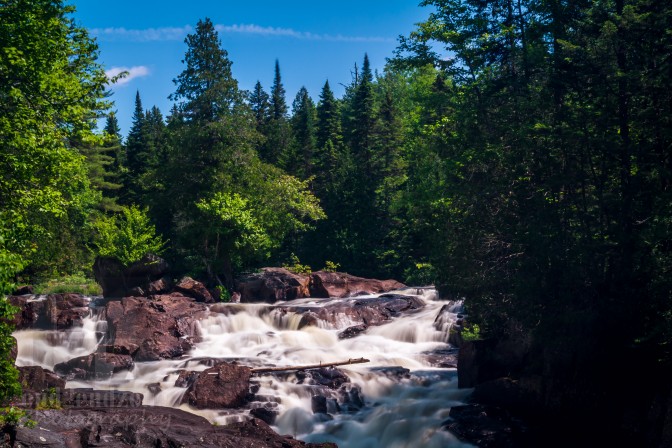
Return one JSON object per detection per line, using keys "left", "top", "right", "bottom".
{"left": 215, "top": 285, "right": 231, "bottom": 302}
{"left": 0, "top": 406, "right": 35, "bottom": 429}
{"left": 283, "top": 253, "right": 312, "bottom": 275}
{"left": 35, "top": 388, "right": 62, "bottom": 410}
{"left": 461, "top": 324, "right": 482, "bottom": 342}
{"left": 403, "top": 263, "right": 436, "bottom": 286}
{"left": 34, "top": 272, "right": 101, "bottom": 296}
{"left": 322, "top": 261, "right": 340, "bottom": 273}
{"left": 90, "top": 205, "right": 167, "bottom": 266}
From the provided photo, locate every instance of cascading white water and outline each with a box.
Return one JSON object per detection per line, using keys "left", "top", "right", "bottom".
{"left": 13, "top": 289, "right": 473, "bottom": 447}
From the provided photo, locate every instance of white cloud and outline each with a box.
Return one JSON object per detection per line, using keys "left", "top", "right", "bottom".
{"left": 105, "top": 66, "right": 150, "bottom": 86}
{"left": 91, "top": 26, "right": 193, "bottom": 42}
{"left": 90, "top": 24, "right": 392, "bottom": 43}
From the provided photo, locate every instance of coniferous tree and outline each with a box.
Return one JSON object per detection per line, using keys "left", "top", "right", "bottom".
{"left": 165, "top": 18, "right": 323, "bottom": 286}
{"left": 283, "top": 87, "right": 316, "bottom": 179}
{"left": 122, "top": 91, "right": 146, "bottom": 204}
{"left": 262, "top": 60, "right": 292, "bottom": 164}
{"left": 249, "top": 81, "right": 270, "bottom": 131}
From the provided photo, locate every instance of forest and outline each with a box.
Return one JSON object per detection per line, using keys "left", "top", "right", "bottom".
{"left": 1, "top": 0, "right": 671, "bottom": 444}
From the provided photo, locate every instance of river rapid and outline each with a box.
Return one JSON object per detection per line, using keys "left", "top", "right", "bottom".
{"left": 13, "top": 288, "right": 474, "bottom": 448}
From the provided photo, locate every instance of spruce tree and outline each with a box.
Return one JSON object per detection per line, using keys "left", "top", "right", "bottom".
{"left": 262, "top": 60, "right": 292, "bottom": 164}
{"left": 249, "top": 81, "right": 270, "bottom": 130}
{"left": 284, "top": 87, "right": 316, "bottom": 178}
{"left": 122, "top": 91, "right": 146, "bottom": 204}
{"left": 271, "top": 60, "right": 288, "bottom": 120}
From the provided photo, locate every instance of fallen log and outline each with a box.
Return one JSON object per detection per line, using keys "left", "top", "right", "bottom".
{"left": 250, "top": 357, "right": 370, "bottom": 374}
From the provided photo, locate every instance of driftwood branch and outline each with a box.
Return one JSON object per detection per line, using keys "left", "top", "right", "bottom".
{"left": 250, "top": 357, "right": 370, "bottom": 374}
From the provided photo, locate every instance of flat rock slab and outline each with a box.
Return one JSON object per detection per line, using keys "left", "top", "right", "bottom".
{"left": 17, "top": 407, "right": 336, "bottom": 447}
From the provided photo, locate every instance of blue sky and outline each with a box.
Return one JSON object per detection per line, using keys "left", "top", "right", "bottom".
{"left": 72, "top": 1, "right": 430, "bottom": 136}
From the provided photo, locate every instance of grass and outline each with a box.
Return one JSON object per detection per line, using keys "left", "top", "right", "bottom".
{"left": 34, "top": 272, "right": 101, "bottom": 296}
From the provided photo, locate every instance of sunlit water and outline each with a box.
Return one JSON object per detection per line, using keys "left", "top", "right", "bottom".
{"left": 13, "top": 289, "right": 474, "bottom": 447}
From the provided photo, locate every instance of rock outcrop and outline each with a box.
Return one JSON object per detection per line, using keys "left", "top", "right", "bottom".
{"left": 183, "top": 362, "right": 253, "bottom": 409}
{"left": 174, "top": 276, "right": 215, "bottom": 303}
{"left": 236, "top": 268, "right": 311, "bottom": 303}
{"left": 54, "top": 352, "right": 134, "bottom": 380}
{"left": 93, "top": 254, "right": 171, "bottom": 298}
{"left": 277, "top": 294, "right": 425, "bottom": 330}
{"left": 14, "top": 407, "right": 335, "bottom": 447}
{"left": 309, "top": 271, "right": 405, "bottom": 298}
{"left": 9, "top": 294, "right": 90, "bottom": 330}
{"left": 234, "top": 269, "right": 406, "bottom": 303}
{"left": 102, "top": 294, "right": 207, "bottom": 361}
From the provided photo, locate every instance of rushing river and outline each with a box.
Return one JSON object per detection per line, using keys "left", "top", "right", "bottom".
{"left": 13, "top": 289, "right": 474, "bottom": 448}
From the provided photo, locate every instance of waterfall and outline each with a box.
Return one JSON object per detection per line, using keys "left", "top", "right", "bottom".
{"left": 13, "top": 289, "right": 473, "bottom": 447}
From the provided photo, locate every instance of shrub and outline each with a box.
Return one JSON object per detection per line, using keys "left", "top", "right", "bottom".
{"left": 90, "top": 205, "right": 167, "bottom": 266}
{"left": 283, "top": 253, "right": 311, "bottom": 275}
{"left": 322, "top": 260, "right": 340, "bottom": 273}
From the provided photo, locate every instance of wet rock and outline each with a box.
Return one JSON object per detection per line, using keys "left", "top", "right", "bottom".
{"left": 174, "top": 276, "right": 214, "bottom": 303}
{"left": 103, "top": 295, "right": 206, "bottom": 361}
{"left": 59, "top": 388, "right": 144, "bottom": 408}
{"left": 297, "top": 368, "right": 350, "bottom": 390}
{"left": 309, "top": 271, "right": 405, "bottom": 298}
{"left": 369, "top": 366, "right": 411, "bottom": 381}
{"left": 422, "top": 347, "right": 459, "bottom": 368}
{"left": 54, "top": 352, "right": 134, "bottom": 380}
{"left": 18, "top": 366, "right": 66, "bottom": 392}
{"left": 311, "top": 395, "right": 328, "bottom": 414}
{"left": 338, "top": 384, "right": 364, "bottom": 412}
{"left": 298, "top": 312, "right": 320, "bottom": 329}
{"left": 183, "top": 362, "right": 252, "bottom": 409}
{"left": 174, "top": 370, "right": 200, "bottom": 388}
{"left": 338, "top": 324, "right": 368, "bottom": 339}
{"left": 236, "top": 268, "right": 311, "bottom": 303}
{"left": 9, "top": 295, "right": 47, "bottom": 329}
{"left": 147, "top": 382, "right": 162, "bottom": 395}
{"left": 12, "top": 285, "right": 33, "bottom": 295}
{"left": 280, "top": 294, "right": 425, "bottom": 330}
{"left": 93, "top": 254, "right": 170, "bottom": 298}
{"left": 45, "top": 293, "right": 90, "bottom": 329}
{"left": 19, "top": 407, "right": 335, "bottom": 447}
{"left": 250, "top": 406, "right": 279, "bottom": 425}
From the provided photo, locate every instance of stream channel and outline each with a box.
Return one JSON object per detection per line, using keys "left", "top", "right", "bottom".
{"left": 13, "top": 288, "right": 475, "bottom": 448}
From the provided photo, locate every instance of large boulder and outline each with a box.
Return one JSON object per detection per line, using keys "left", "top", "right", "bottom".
{"left": 18, "top": 407, "right": 335, "bottom": 447}
{"left": 102, "top": 295, "right": 206, "bottom": 361}
{"left": 93, "top": 254, "right": 171, "bottom": 298}
{"left": 54, "top": 352, "right": 134, "bottom": 380}
{"left": 183, "top": 362, "right": 252, "bottom": 409}
{"left": 236, "top": 268, "right": 311, "bottom": 303}
{"left": 174, "top": 276, "right": 214, "bottom": 303}
{"left": 309, "top": 271, "right": 405, "bottom": 298}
